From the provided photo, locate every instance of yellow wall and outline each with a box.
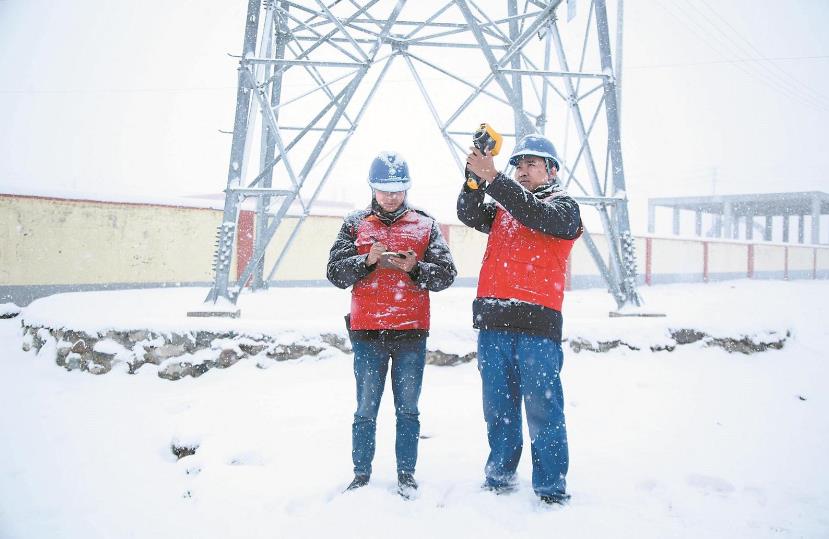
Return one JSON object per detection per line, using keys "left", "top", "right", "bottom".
{"left": 708, "top": 242, "right": 748, "bottom": 274}
{"left": 652, "top": 238, "right": 704, "bottom": 274}
{"left": 2, "top": 194, "right": 828, "bottom": 288}
{"left": 1, "top": 195, "right": 224, "bottom": 285}
{"left": 263, "top": 216, "right": 344, "bottom": 281}
{"left": 445, "top": 225, "right": 487, "bottom": 279}
{"left": 788, "top": 246, "right": 814, "bottom": 271}
{"left": 819, "top": 248, "right": 829, "bottom": 271}
{"left": 754, "top": 244, "right": 785, "bottom": 272}
{"left": 569, "top": 233, "right": 607, "bottom": 277}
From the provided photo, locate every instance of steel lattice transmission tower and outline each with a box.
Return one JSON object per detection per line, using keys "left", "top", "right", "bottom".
{"left": 204, "top": 0, "right": 641, "bottom": 310}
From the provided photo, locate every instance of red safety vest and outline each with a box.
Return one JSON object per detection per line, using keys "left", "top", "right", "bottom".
{"left": 477, "top": 198, "right": 580, "bottom": 312}
{"left": 351, "top": 210, "right": 432, "bottom": 330}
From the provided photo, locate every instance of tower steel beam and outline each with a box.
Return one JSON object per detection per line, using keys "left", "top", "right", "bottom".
{"left": 205, "top": 0, "right": 262, "bottom": 304}
{"left": 202, "top": 0, "right": 642, "bottom": 311}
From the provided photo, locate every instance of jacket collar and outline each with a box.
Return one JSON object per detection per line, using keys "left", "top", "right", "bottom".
{"left": 371, "top": 198, "right": 410, "bottom": 225}
{"left": 532, "top": 180, "right": 563, "bottom": 200}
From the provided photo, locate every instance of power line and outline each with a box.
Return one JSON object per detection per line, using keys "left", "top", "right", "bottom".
{"left": 656, "top": 0, "right": 829, "bottom": 114}
{"left": 696, "top": 0, "right": 829, "bottom": 106}
{"left": 675, "top": 0, "right": 829, "bottom": 112}
{"left": 666, "top": 0, "right": 825, "bottom": 111}
{"left": 0, "top": 86, "right": 235, "bottom": 95}
{"left": 627, "top": 55, "right": 829, "bottom": 70}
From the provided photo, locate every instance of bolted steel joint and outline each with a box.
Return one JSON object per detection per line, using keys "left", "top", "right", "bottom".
{"left": 385, "top": 35, "right": 408, "bottom": 52}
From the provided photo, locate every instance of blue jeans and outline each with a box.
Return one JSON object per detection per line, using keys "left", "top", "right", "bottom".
{"left": 477, "top": 329, "right": 569, "bottom": 497}
{"left": 350, "top": 336, "right": 426, "bottom": 477}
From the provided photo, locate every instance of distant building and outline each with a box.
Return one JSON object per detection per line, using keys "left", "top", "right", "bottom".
{"left": 648, "top": 192, "right": 828, "bottom": 244}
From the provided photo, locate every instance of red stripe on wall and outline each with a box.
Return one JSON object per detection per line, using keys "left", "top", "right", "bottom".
{"left": 703, "top": 241, "right": 709, "bottom": 283}
{"left": 747, "top": 244, "right": 754, "bottom": 278}
{"left": 237, "top": 210, "right": 255, "bottom": 285}
{"left": 645, "top": 237, "right": 653, "bottom": 286}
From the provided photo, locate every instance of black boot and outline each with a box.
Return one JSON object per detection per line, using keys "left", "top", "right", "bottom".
{"left": 397, "top": 472, "right": 418, "bottom": 499}
{"left": 344, "top": 474, "right": 370, "bottom": 492}
{"left": 539, "top": 493, "right": 570, "bottom": 506}
{"left": 481, "top": 480, "right": 517, "bottom": 495}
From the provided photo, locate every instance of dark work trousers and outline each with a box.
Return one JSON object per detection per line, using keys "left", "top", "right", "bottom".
{"left": 477, "top": 328, "right": 568, "bottom": 497}
{"left": 350, "top": 336, "right": 427, "bottom": 477}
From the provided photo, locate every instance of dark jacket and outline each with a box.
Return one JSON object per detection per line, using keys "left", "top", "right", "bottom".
{"left": 327, "top": 201, "right": 457, "bottom": 339}
{"left": 457, "top": 173, "right": 581, "bottom": 340}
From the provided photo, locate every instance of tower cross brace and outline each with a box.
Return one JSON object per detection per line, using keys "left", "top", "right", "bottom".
{"left": 204, "top": 0, "right": 641, "bottom": 310}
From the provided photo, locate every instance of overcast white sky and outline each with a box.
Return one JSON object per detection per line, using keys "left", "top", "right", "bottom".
{"left": 1, "top": 0, "right": 828, "bottom": 232}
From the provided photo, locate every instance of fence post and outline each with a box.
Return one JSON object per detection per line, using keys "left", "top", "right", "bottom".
{"left": 703, "top": 241, "right": 709, "bottom": 283}
{"left": 814, "top": 248, "right": 818, "bottom": 280}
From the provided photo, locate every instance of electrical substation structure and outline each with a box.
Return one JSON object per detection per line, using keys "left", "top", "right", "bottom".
{"left": 204, "top": 0, "right": 641, "bottom": 310}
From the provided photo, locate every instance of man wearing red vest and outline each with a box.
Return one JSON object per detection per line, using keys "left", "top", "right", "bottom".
{"left": 458, "top": 134, "right": 582, "bottom": 506}
{"left": 327, "top": 151, "right": 457, "bottom": 499}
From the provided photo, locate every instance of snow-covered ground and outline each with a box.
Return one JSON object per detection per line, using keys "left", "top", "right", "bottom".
{"left": 1, "top": 280, "right": 828, "bottom": 538}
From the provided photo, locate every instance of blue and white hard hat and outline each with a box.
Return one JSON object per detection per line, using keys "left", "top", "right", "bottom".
{"left": 508, "top": 134, "right": 561, "bottom": 170}
{"left": 368, "top": 151, "right": 411, "bottom": 192}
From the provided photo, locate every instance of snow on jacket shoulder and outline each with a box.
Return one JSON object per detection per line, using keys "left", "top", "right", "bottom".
{"left": 457, "top": 173, "right": 581, "bottom": 238}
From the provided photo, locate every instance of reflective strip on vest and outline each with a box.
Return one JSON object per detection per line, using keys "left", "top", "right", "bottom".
{"left": 351, "top": 210, "right": 432, "bottom": 330}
